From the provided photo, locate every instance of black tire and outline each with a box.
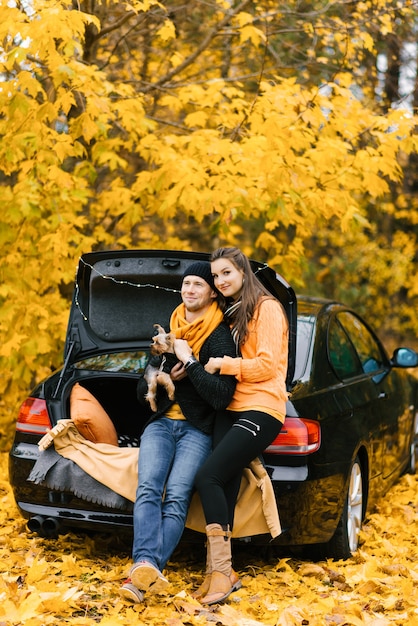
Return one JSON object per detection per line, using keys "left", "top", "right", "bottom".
{"left": 326, "top": 456, "right": 364, "bottom": 560}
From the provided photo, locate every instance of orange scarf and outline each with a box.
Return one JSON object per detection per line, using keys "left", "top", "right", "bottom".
{"left": 170, "top": 300, "right": 224, "bottom": 358}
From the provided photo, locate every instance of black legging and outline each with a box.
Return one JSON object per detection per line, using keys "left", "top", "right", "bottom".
{"left": 194, "top": 410, "right": 283, "bottom": 529}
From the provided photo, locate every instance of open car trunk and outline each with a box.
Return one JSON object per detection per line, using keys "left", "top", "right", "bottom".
{"left": 60, "top": 248, "right": 297, "bottom": 444}
{"left": 65, "top": 249, "right": 297, "bottom": 389}
{"left": 67, "top": 375, "right": 149, "bottom": 443}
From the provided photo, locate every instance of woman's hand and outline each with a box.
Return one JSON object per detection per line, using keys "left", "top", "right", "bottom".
{"left": 170, "top": 361, "right": 187, "bottom": 381}
{"left": 174, "top": 338, "right": 193, "bottom": 364}
{"left": 204, "top": 357, "right": 223, "bottom": 374}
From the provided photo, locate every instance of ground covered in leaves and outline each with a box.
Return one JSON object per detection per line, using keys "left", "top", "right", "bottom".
{"left": 1, "top": 453, "right": 418, "bottom": 626}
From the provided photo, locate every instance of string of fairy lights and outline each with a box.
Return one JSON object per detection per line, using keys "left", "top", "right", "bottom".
{"left": 74, "top": 256, "right": 270, "bottom": 322}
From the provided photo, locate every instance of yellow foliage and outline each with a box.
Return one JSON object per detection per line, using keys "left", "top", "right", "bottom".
{"left": 0, "top": 0, "right": 417, "bottom": 446}
{"left": 359, "top": 31, "right": 375, "bottom": 52}
{"left": 156, "top": 20, "right": 176, "bottom": 42}
{"left": 184, "top": 111, "right": 209, "bottom": 128}
{"left": 1, "top": 452, "right": 418, "bottom": 624}
{"left": 239, "top": 25, "right": 266, "bottom": 46}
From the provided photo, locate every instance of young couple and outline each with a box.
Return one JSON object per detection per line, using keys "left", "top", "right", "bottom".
{"left": 120, "top": 247, "right": 289, "bottom": 606}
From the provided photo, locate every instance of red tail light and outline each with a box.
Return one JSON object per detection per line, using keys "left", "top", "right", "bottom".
{"left": 16, "top": 398, "right": 51, "bottom": 434}
{"left": 265, "top": 417, "right": 321, "bottom": 455}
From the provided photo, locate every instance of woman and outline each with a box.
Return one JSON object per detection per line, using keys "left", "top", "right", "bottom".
{"left": 194, "top": 247, "right": 289, "bottom": 605}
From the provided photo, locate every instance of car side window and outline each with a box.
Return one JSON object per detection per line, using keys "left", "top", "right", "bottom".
{"left": 328, "top": 317, "right": 363, "bottom": 379}
{"left": 335, "top": 312, "right": 386, "bottom": 376}
{"left": 293, "top": 317, "right": 315, "bottom": 382}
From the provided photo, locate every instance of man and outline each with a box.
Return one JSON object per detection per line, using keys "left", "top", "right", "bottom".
{"left": 120, "top": 261, "right": 237, "bottom": 603}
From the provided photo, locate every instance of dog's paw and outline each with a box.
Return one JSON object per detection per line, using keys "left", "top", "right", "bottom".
{"left": 167, "top": 385, "right": 175, "bottom": 401}
{"left": 145, "top": 393, "right": 158, "bottom": 413}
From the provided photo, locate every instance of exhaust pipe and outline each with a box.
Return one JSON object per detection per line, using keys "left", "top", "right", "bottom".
{"left": 27, "top": 515, "right": 61, "bottom": 537}
{"left": 42, "top": 517, "right": 61, "bottom": 537}
{"left": 27, "top": 515, "right": 45, "bottom": 533}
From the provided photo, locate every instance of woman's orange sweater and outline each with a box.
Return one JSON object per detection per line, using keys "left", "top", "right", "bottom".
{"left": 220, "top": 298, "right": 289, "bottom": 420}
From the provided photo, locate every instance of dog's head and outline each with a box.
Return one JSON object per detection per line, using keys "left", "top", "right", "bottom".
{"left": 150, "top": 324, "right": 176, "bottom": 355}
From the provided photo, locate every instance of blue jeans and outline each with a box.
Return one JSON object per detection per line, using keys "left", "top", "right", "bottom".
{"left": 132, "top": 417, "right": 211, "bottom": 571}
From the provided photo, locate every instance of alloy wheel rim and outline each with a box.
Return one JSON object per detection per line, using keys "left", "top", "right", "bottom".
{"left": 347, "top": 461, "right": 363, "bottom": 552}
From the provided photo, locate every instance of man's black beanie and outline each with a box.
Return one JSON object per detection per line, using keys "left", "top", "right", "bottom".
{"left": 182, "top": 261, "right": 215, "bottom": 290}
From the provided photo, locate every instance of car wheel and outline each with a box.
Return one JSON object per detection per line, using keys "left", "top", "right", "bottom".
{"left": 326, "top": 456, "right": 364, "bottom": 560}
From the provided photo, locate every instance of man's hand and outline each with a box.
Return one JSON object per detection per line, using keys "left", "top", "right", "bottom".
{"left": 170, "top": 361, "right": 187, "bottom": 381}
{"left": 174, "top": 338, "right": 193, "bottom": 364}
{"left": 204, "top": 357, "right": 223, "bottom": 374}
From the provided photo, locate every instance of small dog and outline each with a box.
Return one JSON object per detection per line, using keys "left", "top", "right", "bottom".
{"left": 144, "top": 324, "right": 176, "bottom": 412}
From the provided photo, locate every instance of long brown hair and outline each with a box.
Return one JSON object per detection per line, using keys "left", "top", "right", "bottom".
{"left": 210, "top": 247, "right": 273, "bottom": 346}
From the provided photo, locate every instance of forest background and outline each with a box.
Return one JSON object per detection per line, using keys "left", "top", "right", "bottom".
{"left": 1, "top": 0, "right": 418, "bottom": 448}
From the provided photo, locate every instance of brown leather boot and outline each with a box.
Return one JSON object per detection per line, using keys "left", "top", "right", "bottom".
{"left": 192, "top": 537, "right": 240, "bottom": 601}
{"left": 192, "top": 573, "right": 212, "bottom": 600}
{"left": 200, "top": 523, "right": 242, "bottom": 605}
{"left": 191, "top": 539, "right": 212, "bottom": 599}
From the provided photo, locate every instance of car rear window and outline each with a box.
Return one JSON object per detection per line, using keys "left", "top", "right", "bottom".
{"left": 74, "top": 351, "right": 148, "bottom": 373}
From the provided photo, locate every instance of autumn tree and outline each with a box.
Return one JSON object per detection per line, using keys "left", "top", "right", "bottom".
{"left": 0, "top": 0, "right": 417, "bottom": 444}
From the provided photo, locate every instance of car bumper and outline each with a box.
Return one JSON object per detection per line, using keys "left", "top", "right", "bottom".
{"left": 10, "top": 442, "right": 346, "bottom": 546}
{"left": 15, "top": 500, "right": 134, "bottom": 536}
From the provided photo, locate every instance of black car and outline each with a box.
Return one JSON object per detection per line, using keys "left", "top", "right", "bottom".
{"left": 9, "top": 250, "right": 418, "bottom": 560}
